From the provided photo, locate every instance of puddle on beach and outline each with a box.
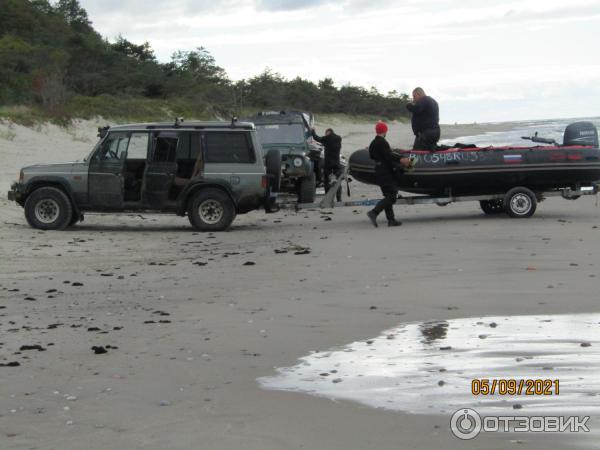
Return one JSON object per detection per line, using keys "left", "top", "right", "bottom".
{"left": 259, "top": 314, "right": 600, "bottom": 415}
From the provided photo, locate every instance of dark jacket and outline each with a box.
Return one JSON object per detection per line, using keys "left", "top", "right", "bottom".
{"left": 368, "top": 135, "right": 401, "bottom": 185}
{"left": 406, "top": 96, "right": 440, "bottom": 135}
{"left": 312, "top": 130, "right": 341, "bottom": 165}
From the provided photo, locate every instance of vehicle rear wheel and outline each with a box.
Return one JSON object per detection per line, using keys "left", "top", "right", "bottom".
{"left": 298, "top": 172, "right": 316, "bottom": 203}
{"left": 24, "top": 187, "right": 73, "bottom": 230}
{"left": 480, "top": 199, "right": 504, "bottom": 215}
{"left": 503, "top": 187, "right": 537, "bottom": 218}
{"left": 188, "top": 188, "right": 236, "bottom": 231}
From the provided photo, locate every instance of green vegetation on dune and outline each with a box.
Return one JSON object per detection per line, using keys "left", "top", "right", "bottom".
{"left": 0, "top": 0, "right": 411, "bottom": 125}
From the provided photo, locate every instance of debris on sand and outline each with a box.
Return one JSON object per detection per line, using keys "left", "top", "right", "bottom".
{"left": 274, "top": 243, "right": 312, "bottom": 255}
{"left": 0, "top": 361, "right": 20, "bottom": 367}
{"left": 19, "top": 345, "right": 46, "bottom": 352}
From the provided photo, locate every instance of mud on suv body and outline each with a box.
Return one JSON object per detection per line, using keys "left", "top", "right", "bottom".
{"left": 242, "top": 111, "right": 324, "bottom": 203}
{"left": 8, "top": 120, "right": 281, "bottom": 231}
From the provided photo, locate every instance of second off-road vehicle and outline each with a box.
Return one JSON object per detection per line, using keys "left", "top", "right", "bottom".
{"left": 242, "top": 111, "right": 326, "bottom": 203}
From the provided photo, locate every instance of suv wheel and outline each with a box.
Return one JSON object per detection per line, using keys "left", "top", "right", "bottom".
{"left": 24, "top": 187, "right": 73, "bottom": 230}
{"left": 298, "top": 172, "right": 316, "bottom": 203}
{"left": 188, "top": 188, "right": 236, "bottom": 231}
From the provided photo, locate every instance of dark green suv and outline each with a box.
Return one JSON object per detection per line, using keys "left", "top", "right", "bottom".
{"left": 243, "top": 111, "right": 326, "bottom": 203}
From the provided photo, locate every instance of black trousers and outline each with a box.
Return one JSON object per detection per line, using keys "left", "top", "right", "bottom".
{"left": 323, "top": 161, "right": 341, "bottom": 193}
{"left": 373, "top": 183, "right": 399, "bottom": 221}
{"left": 413, "top": 127, "right": 441, "bottom": 150}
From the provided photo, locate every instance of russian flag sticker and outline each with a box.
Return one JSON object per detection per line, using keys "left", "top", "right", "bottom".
{"left": 504, "top": 154, "right": 523, "bottom": 164}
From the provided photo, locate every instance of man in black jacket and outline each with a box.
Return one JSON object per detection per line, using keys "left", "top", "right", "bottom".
{"left": 366, "top": 122, "right": 410, "bottom": 228}
{"left": 312, "top": 128, "right": 342, "bottom": 193}
{"left": 406, "top": 87, "right": 440, "bottom": 150}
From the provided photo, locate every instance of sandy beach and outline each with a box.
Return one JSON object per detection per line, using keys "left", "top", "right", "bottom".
{"left": 1, "top": 118, "right": 599, "bottom": 450}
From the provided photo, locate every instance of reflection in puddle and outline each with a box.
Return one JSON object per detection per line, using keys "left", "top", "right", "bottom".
{"left": 259, "top": 314, "right": 600, "bottom": 415}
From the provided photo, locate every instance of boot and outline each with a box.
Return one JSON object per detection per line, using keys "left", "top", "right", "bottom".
{"left": 367, "top": 210, "right": 378, "bottom": 228}
{"left": 388, "top": 219, "right": 402, "bottom": 227}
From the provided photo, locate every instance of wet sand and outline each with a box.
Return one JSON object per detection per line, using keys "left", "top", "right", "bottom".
{"left": 261, "top": 313, "right": 600, "bottom": 415}
{"left": 1, "top": 118, "right": 600, "bottom": 449}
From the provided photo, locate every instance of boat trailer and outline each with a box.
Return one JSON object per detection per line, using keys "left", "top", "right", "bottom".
{"left": 276, "top": 170, "right": 599, "bottom": 217}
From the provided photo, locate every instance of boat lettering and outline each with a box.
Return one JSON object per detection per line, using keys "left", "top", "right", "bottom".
{"left": 411, "top": 152, "right": 484, "bottom": 164}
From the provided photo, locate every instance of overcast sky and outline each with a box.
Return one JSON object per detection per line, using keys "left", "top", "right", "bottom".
{"left": 79, "top": 0, "right": 600, "bottom": 123}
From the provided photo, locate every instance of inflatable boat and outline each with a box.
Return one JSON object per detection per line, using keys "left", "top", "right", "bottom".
{"left": 349, "top": 121, "right": 600, "bottom": 197}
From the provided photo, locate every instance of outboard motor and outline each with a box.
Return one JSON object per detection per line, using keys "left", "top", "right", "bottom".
{"left": 563, "top": 121, "right": 599, "bottom": 147}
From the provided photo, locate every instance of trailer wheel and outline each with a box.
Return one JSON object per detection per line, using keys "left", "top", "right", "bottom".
{"left": 480, "top": 199, "right": 504, "bottom": 215}
{"left": 504, "top": 187, "right": 537, "bottom": 218}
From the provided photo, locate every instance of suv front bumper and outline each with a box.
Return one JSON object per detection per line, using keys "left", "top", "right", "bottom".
{"left": 7, "top": 182, "right": 24, "bottom": 203}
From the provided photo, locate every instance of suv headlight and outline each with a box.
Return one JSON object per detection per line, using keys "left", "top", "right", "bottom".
{"left": 293, "top": 157, "right": 303, "bottom": 168}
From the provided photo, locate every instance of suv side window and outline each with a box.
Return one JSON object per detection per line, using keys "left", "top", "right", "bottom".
{"left": 205, "top": 132, "right": 255, "bottom": 164}
{"left": 97, "top": 133, "right": 129, "bottom": 160}
{"left": 127, "top": 133, "right": 149, "bottom": 160}
{"left": 152, "top": 132, "right": 179, "bottom": 162}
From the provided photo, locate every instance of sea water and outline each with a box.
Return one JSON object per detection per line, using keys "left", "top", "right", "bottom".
{"left": 440, "top": 117, "right": 600, "bottom": 148}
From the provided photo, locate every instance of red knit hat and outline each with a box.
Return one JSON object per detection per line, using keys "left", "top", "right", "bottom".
{"left": 375, "top": 121, "right": 388, "bottom": 135}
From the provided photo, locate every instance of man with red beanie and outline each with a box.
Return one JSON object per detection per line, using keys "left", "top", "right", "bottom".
{"left": 366, "top": 121, "right": 409, "bottom": 227}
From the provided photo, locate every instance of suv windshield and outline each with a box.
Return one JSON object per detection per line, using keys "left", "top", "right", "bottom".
{"left": 255, "top": 123, "right": 305, "bottom": 145}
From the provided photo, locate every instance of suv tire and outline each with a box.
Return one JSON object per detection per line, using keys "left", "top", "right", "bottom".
{"left": 188, "top": 188, "right": 236, "bottom": 231}
{"left": 24, "top": 186, "right": 73, "bottom": 230}
{"left": 298, "top": 172, "right": 316, "bottom": 203}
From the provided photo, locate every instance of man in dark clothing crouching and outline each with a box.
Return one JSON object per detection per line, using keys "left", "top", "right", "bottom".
{"left": 406, "top": 87, "right": 440, "bottom": 151}
{"left": 366, "top": 122, "right": 411, "bottom": 228}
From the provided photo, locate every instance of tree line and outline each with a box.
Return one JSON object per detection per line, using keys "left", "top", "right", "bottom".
{"left": 0, "top": 0, "right": 411, "bottom": 120}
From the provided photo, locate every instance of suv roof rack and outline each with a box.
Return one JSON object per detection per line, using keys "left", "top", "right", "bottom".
{"left": 105, "top": 121, "right": 256, "bottom": 131}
